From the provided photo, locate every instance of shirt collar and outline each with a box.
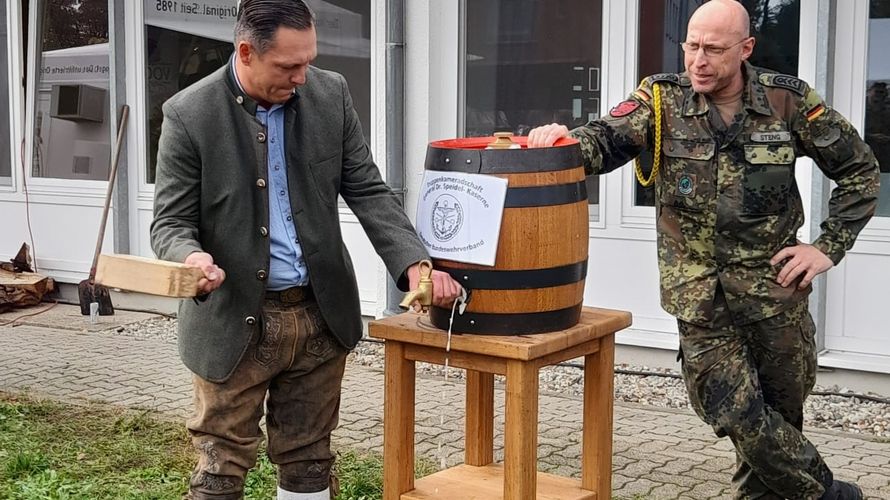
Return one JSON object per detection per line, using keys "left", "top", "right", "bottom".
{"left": 742, "top": 61, "right": 773, "bottom": 116}
{"left": 682, "top": 61, "right": 772, "bottom": 117}
{"left": 229, "top": 56, "right": 286, "bottom": 113}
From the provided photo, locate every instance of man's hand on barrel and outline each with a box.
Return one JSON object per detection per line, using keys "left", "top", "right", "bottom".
{"left": 185, "top": 251, "right": 226, "bottom": 294}
{"left": 527, "top": 123, "right": 570, "bottom": 148}
{"left": 407, "top": 262, "right": 464, "bottom": 311}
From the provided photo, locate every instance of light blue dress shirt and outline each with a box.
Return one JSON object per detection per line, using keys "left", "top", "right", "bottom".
{"left": 232, "top": 59, "right": 308, "bottom": 290}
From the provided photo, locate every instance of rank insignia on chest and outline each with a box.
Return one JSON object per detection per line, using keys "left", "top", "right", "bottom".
{"left": 678, "top": 174, "right": 695, "bottom": 196}
{"left": 610, "top": 100, "right": 641, "bottom": 117}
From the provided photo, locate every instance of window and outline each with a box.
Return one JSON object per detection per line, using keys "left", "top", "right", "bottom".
{"left": 865, "top": 0, "right": 890, "bottom": 217}
{"left": 29, "top": 0, "right": 110, "bottom": 181}
{"left": 143, "top": 1, "right": 237, "bottom": 184}
{"left": 306, "top": 0, "right": 371, "bottom": 146}
{"left": 464, "top": 0, "right": 603, "bottom": 209}
{"left": 1, "top": 2, "right": 11, "bottom": 185}
{"left": 634, "top": 0, "right": 800, "bottom": 207}
{"left": 143, "top": 0, "right": 371, "bottom": 184}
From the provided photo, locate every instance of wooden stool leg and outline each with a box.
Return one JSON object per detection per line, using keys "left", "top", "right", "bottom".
{"left": 582, "top": 336, "right": 615, "bottom": 497}
{"left": 384, "top": 341, "right": 416, "bottom": 500}
{"left": 465, "top": 370, "right": 494, "bottom": 466}
{"left": 504, "top": 360, "right": 538, "bottom": 500}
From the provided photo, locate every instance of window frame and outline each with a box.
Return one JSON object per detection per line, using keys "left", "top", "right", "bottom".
{"left": 1, "top": 0, "right": 25, "bottom": 191}
{"left": 22, "top": 0, "right": 115, "bottom": 196}
{"left": 457, "top": 0, "right": 607, "bottom": 225}
{"left": 833, "top": 0, "right": 890, "bottom": 236}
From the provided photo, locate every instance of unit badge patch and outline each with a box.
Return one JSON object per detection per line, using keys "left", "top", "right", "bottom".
{"left": 677, "top": 174, "right": 695, "bottom": 196}
{"left": 610, "top": 100, "right": 641, "bottom": 117}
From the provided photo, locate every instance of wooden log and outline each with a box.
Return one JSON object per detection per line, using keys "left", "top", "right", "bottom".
{"left": 95, "top": 254, "right": 204, "bottom": 298}
{"left": 0, "top": 270, "right": 54, "bottom": 311}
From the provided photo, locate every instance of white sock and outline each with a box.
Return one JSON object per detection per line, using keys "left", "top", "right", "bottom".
{"left": 277, "top": 486, "right": 330, "bottom": 500}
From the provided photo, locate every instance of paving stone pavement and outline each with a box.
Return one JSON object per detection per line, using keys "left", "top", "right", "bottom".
{"left": 2, "top": 310, "right": 889, "bottom": 499}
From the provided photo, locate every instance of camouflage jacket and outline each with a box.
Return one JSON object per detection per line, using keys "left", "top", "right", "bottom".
{"left": 570, "top": 62, "right": 880, "bottom": 326}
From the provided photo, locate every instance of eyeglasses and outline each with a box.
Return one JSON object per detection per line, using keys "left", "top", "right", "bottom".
{"left": 680, "top": 39, "right": 748, "bottom": 57}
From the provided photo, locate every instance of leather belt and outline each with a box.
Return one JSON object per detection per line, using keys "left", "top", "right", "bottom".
{"left": 265, "top": 286, "right": 312, "bottom": 304}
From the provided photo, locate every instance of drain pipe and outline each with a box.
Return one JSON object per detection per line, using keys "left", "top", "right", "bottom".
{"left": 384, "top": 0, "right": 408, "bottom": 316}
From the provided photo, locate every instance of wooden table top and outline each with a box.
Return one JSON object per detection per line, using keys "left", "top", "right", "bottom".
{"left": 369, "top": 306, "right": 632, "bottom": 361}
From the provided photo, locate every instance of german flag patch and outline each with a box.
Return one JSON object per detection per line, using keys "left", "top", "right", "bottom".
{"left": 610, "top": 100, "right": 641, "bottom": 117}
{"left": 806, "top": 104, "right": 826, "bottom": 122}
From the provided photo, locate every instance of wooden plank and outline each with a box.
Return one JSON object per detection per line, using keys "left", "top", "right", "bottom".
{"left": 403, "top": 344, "right": 506, "bottom": 375}
{"left": 534, "top": 338, "right": 600, "bottom": 371}
{"left": 504, "top": 360, "right": 539, "bottom": 499}
{"left": 465, "top": 370, "right": 495, "bottom": 466}
{"left": 369, "top": 307, "right": 632, "bottom": 361}
{"left": 582, "top": 335, "right": 615, "bottom": 496}
{"left": 402, "top": 464, "right": 596, "bottom": 500}
{"left": 95, "top": 254, "right": 204, "bottom": 298}
{"left": 384, "top": 341, "right": 416, "bottom": 500}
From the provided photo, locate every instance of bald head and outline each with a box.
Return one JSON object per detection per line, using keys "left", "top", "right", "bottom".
{"left": 683, "top": 0, "right": 755, "bottom": 97}
{"left": 689, "top": 0, "right": 750, "bottom": 39}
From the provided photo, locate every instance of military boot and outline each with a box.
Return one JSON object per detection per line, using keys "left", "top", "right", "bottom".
{"left": 819, "top": 480, "right": 863, "bottom": 500}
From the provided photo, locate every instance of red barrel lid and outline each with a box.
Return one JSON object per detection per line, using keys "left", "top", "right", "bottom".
{"left": 430, "top": 136, "right": 579, "bottom": 150}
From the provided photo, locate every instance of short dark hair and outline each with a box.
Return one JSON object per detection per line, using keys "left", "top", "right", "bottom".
{"left": 235, "top": 0, "right": 315, "bottom": 53}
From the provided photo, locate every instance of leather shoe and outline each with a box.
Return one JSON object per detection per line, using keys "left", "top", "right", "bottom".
{"left": 819, "top": 480, "right": 863, "bottom": 500}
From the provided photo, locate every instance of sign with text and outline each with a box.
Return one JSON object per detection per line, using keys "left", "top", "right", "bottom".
{"left": 415, "top": 170, "right": 508, "bottom": 266}
{"left": 144, "top": 0, "right": 238, "bottom": 43}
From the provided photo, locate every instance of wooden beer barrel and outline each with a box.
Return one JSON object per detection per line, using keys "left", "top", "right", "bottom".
{"left": 425, "top": 136, "right": 588, "bottom": 334}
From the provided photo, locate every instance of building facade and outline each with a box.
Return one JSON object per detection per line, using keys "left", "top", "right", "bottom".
{"left": 1, "top": 0, "right": 888, "bottom": 374}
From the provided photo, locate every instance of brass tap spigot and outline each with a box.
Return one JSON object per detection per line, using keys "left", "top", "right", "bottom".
{"left": 400, "top": 260, "right": 434, "bottom": 312}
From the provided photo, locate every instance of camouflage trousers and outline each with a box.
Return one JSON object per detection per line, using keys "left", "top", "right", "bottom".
{"left": 678, "top": 288, "right": 833, "bottom": 500}
{"left": 186, "top": 295, "right": 347, "bottom": 500}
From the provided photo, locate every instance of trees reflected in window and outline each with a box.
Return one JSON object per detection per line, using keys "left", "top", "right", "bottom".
{"left": 30, "top": 0, "right": 111, "bottom": 181}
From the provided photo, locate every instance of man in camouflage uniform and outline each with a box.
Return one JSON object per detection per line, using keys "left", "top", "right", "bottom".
{"left": 530, "top": 1, "right": 879, "bottom": 499}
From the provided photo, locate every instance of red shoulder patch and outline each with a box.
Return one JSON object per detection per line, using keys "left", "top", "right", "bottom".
{"left": 609, "top": 100, "right": 641, "bottom": 117}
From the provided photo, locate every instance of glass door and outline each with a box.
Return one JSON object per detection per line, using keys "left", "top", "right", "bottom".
{"left": 864, "top": 1, "right": 890, "bottom": 217}
{"left": 823, "top": 0, "right": 890, "bottom": 371}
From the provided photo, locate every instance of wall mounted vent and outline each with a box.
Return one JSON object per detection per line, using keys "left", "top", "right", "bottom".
{"left": 50, "top": 84, "right": 106, "bottom": 123}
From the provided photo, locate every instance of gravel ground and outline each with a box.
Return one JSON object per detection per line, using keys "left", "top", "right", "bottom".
{"left": 115, "top": 316, "right": 890, "bottom": 438}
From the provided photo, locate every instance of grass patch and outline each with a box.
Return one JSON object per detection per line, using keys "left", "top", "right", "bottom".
{"left": 334, "top": 449, "right": 437, "bottom": 500}
{"left": 0, "top": 392, "right": 195, "bottom": 499}
{"left": 0, "top": 392, "right": 434, "bottom": 499}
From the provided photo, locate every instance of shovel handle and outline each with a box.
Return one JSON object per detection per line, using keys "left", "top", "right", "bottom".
{"left": 89, "top": 104, "right": 130, "bottom": 280}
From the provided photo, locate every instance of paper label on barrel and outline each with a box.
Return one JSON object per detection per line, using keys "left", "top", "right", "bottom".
{"left": 415, "top": 170, "right": 508, "bottom": 266}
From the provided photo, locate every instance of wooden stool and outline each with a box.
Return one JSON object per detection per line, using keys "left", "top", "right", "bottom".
{"left": 369, "top": 306, "right": 632, "bottom": 500}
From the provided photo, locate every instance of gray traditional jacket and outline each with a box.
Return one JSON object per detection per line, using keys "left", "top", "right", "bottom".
{"left": 151, "top": 62, "right": 427, "bottom": 382}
